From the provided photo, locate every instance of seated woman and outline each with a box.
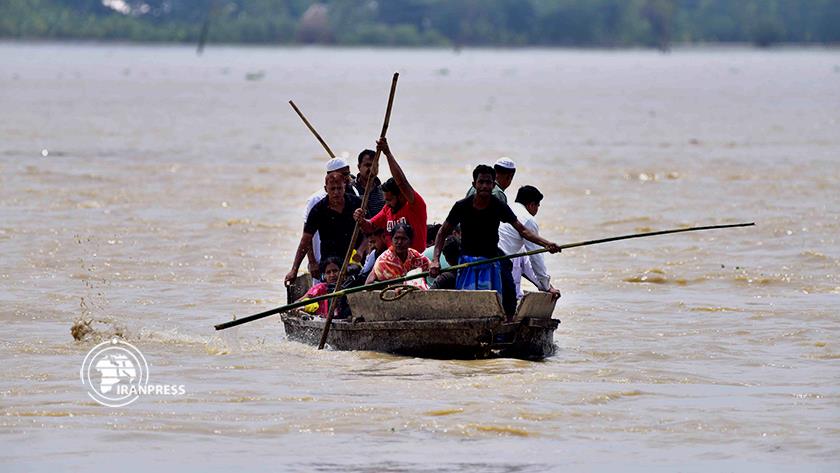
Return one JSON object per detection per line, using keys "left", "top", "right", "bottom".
{"left": 366, "top": 223, "right": 431, "bottom": 289}
{"left": 298, "top": 257, "right": 342, "bottom": 317}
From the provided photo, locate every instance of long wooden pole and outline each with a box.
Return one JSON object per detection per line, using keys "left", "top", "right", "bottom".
{"left": 215, "top": 222, "right": 754, "bottom": 331}
{"left": 319, "top": 72, "right": 400, "bottom": 349}
{"left": 289, "top": 100, "right": 336, "bottom": 159}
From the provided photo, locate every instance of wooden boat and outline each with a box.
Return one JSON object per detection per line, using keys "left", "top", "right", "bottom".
{"left": 280, "top": 281, "right": 561, "bottom": 360}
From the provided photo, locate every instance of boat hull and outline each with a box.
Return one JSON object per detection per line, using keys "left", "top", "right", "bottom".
{"left": 281, "top": 313, "right": 559, "bottom": 360}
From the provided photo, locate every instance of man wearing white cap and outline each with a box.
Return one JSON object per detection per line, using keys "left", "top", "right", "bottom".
{"left": 465, "top": 157, "right": 516, "bottom": 204}
{"left": 286, "top": 170, "right": 362, "bottom": 286}
{"left": 301, "top": 157, "right": 357, "bottom": 279}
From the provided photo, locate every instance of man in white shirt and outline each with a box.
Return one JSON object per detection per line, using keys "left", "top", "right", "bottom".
{"left": 498, "top": 185, "right": 561, "bottom": 300}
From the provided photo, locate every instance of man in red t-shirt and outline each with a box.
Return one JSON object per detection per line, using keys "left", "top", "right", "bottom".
{"left": 353, "top": 137, "right": 427, "bottom": 253}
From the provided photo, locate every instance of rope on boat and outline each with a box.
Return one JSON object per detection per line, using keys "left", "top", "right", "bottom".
{"left": 379, "top": 285, "right": 420, "bottom": 301}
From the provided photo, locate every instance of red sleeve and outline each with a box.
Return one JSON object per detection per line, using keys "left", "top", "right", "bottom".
{"left": 413, "top": 192, "right": 427, "bottom": 213}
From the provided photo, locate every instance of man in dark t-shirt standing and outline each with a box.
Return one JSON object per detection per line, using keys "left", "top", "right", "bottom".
{"left": 431, "top": 165, "right": 560, "bottom": 316}
{"left": 285, "top": 171, "right": 362, "bottom": 286}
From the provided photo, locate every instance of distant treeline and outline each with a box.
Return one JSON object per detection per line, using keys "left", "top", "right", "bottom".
{"left": 2, "top": 0, "right": 839, "bottom": 48}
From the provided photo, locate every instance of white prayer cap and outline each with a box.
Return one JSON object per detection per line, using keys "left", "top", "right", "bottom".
{"left": 325, "top": 157, "right": 350, "bottom": 173}
{"left": 494, "top": 157, "right": 516, "bottom": 170}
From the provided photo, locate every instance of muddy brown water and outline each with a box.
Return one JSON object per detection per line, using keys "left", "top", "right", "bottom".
{"left": 1, "top": 43, "right": 838, "bottom": 471}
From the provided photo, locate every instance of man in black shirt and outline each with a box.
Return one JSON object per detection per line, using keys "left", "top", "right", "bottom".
{"left": 431, "top": 165, "right": 560, "bottom": 315}
{"left": 285, "top": 171, "right": 362, "bottom": 286}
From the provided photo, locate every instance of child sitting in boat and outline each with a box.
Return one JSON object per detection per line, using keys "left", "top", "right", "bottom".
{"left": 366, "top": 223, "right": 431, "bottom": 289}
{"left": 298, "top": 257, "right": 342, "bottom": 317}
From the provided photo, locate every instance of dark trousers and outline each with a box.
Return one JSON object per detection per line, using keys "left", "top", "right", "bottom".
{"left": 498, "top": 248, "right": 516, "bottom": 317}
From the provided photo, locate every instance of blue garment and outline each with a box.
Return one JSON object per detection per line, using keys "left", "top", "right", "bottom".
{"left": 455, "top": 255, "right": 503, "bottom": 296}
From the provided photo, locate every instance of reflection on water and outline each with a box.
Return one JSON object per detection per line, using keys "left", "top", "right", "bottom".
{"left": 1, "top": 42, "right": 839, "bottom": 471}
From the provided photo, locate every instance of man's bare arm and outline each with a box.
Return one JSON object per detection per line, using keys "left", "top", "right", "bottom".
{"left": 285, "top": 233, "right": 314, "bottom": 285}
{"left": 430, "top": 221, "right": 454, "bottom": 277}
{"left": 352, "top": 208, "right": 376, "bottom": 233}
{"left": 378, "top": 137, "right": 416, "bottom": 204}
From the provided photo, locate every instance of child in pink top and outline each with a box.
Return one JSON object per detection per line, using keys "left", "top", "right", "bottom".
{"left": 299, "top": 257, "right": 341, "bottom": 316}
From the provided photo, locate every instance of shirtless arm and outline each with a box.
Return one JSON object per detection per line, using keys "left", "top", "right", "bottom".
{"left": 285, "top": 233, "right": 314, "bottom": 285}
{"left": 377, "top": 137, "right": 415, "bottom": 204}
{"left": 352, "top": 208, "right": 376, "bottom": 233}
{"left": 305, "top": 246, "right": 320, "bottom": 279}
{"left": 430, "top": 220, "right": 454, "bottom": 277}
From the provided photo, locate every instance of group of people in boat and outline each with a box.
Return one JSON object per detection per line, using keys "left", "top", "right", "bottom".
{"left": 284, "top": 137, "right": 561, "bottom": 319}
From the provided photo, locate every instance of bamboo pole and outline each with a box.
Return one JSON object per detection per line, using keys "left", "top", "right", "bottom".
{"left": 289, "top": 100, "right": 336, "bottom": 159}
{"left": 214, "top": 222, "right": 754, "bottom": 331}
{"left": 319, "top": 72, "right": 400, "bottom": 349}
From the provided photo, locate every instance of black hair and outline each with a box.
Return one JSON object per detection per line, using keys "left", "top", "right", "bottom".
{"left": 494, "top": 164, "right": 516, "bottom": 176}
{"left": 369, "top": 226, "right": 386, "bottom": 236}
{"left": 472, "top": 164, "right": 496, "bottom": 182}
{"left": 357, "top": 149, "right": 375, "bottom": 166}
{"left": 319, "top": 256, "right": 343, "bottom": 275}
{"left": 426, "top": 223, "right": 442, "bottom": 247}
{"left": 380, "top": 177, "right": 401, "bottom": 195}
{"left": 442, "top": 235, "right": 461, "bottom": 266}
{"left": 390, "top": 222, "right": 414, "bottom": 244}
{"left": 514, "top": 185, "right": 544, "bottom": 206}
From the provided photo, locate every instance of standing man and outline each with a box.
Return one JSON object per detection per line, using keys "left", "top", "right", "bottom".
{"left": 466, "top": 157, "right": 516, "bottom": 203}
{"left": 464, "top": 157, "right": 517, "bottom": 312}
{"left": 351, "top": 149, "right": 386, "bottom": 217}
{"left": 353, "top": 137, "right": 427, "bottom": 253}
{"left": 431, "top": 165, "right": 560, "bottom": 316}
{"left": 498, "top": 185, "right": 561, "bottom": 300}
{"left": 286, "top": 171, "right": 362, "bottom": 286}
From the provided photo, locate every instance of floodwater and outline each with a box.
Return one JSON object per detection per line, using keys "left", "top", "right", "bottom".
{"left": 1, "top": 42, "right": 838, "bottom": 472}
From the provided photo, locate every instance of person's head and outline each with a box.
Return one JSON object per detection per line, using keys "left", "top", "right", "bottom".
{"left": 426, "top": 223, "right": 442, "bottom": 248}
{"left": 368, "top": 227, "right": 388, "bottom": 254}
{"left": 515, "top": 185, "right": 544, "bottom": 216}
{"left": 390, "top": 222, "right": 414, "bottom": 254}
{"left": 320, "top": 256, "right": 342, "bottom": 284}
{"left": 493, "top": 157, "right": 516, "bottom": 190}
{"left": 357, "top": 149, "right": 375, "bottom": 180}
{"left": 380, "top": 177, "right": 405, "bottom": 211}
{"left": 442, "top": 235, "right": 461, "bottom": 266}
{"left": 324, "top": 171, "right": 346, "bottom": 201}
{"left": 472, "top": 164, "right": 496, "bottom": 197}
{"left": 326, "top": 157, "right": 352, "bottom": 189}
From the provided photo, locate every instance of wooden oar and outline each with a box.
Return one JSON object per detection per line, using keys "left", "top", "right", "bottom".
{"left": 289, "top": 100, "right": 336, "bottom": 159}
{"left": 319, "top": 72, "right": 400, "bottom": 349}
{"left": 214, "top": 221, "right": 754, "bottom": 331}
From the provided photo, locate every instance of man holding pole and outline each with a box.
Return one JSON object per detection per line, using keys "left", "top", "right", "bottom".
{"left": 286, "top": 171, "right": 362, "bottom": 286}
{"left": 498, "top": 185, "right": 561, "bottom": 300}
{"left": 353, "top": 137, "right": 428, "bottom": 253}
{"left": 430, "top": 165, "right": 561, "bottom": 317}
